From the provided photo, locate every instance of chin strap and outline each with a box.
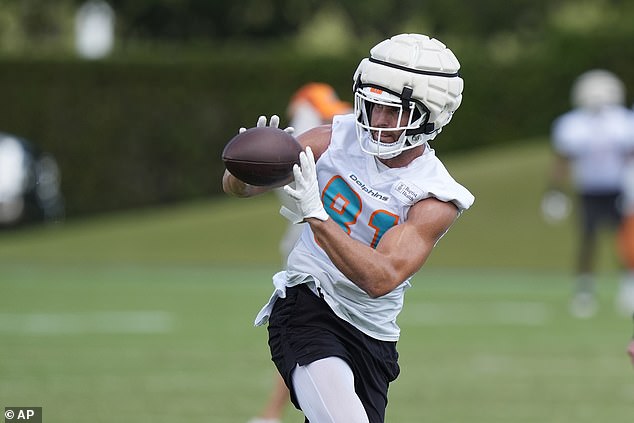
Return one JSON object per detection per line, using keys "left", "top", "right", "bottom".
{"left": 401, "top": 86, "right": 413, "bottom": 110}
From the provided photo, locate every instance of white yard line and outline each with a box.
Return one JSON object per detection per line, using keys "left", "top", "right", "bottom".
{"left": 401, "top": 301, "right": 550, "bottom": 326}
{"left": 0, "top": 311, "right": 174, "bottom": 334}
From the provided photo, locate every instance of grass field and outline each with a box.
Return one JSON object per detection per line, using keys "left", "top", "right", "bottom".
{"left": 1, "top": 141, "right": 633, "bottom": 422}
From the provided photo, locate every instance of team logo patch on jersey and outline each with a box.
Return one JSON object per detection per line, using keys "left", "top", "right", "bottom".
{"left": 392, "top": 181, "right": 425, "bottom": 204}
{"left": 348, "top": 173, "right": 390, "bottom": 202}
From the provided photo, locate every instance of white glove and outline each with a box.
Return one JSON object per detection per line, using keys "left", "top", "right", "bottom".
{"left": 279, "top": 146, "right": 329, "bottom": 224}
{"left": 239, "top": 115, "right": 295, "bottom": 135}
{"left": 540, "top": 189, "right": 571, "bottom": 224}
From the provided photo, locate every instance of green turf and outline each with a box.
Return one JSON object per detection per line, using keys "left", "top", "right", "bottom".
{"left": 0, "top": 138, "right": 620, "bottom": 271}
{"left": 1, "top": 265, "right": 632, "bottom": 422}
{"left": 1, "top": 141, "right": 633, "bottom": 422}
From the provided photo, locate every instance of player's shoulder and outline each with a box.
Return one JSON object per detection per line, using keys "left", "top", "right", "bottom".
{"left": 406, "top": 196, "right": 462, "bottom": 237}
{"left": 396, "top": 152, "right": 474, "bottom": 212}
{"left": 306, "top": 113, "right": 358, "bottom": 159}
{"left": 410, "top": 195, "right": 460, "bottom": 217}
{"left": 608, "top": 105, "right": 634, "bottom": 122}
{"left": 297, "top": 124, "right": 332, "bottom": 160}
{"left": 554, "top": 109, "right": 585, "bottom": 127}
{"left": 552, "top": 109, "right": 589, "bottom": 142}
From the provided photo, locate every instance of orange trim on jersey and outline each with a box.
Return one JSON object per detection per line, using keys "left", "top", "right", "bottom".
{"left": 368, "top": 209, "right": 399, "bottom": 249}
{"left": 322, "top": 176, "right": 362, "bottom": 235}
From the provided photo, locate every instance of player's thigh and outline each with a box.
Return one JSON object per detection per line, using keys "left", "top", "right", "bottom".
{"left": 293, "top": 357, "right": 369, "bottom": 423}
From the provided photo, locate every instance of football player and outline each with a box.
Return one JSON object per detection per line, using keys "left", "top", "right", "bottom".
{"left": 545, "top": 70, "right": 634, "bottom": 318}
{"left": 0, "top": 133, "right": 64, "bottom": 227}
{"left": 223, "top": 34, "right": 474, "bottom": 422}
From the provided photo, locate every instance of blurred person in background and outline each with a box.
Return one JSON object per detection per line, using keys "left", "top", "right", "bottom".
{"left": 0, "top": 133, "right": 64, "bottom": 227}
{"left": 226, "top": 33, "right": 474, "bottom": 423}
{"left": 275, "top": 83, "right": 353, "bottom": 273}
{"left": 543, "top": 69, "right": 634, "bottom": 318}
{"left": 248, "top": 82, "right": 351, "bottom": 423}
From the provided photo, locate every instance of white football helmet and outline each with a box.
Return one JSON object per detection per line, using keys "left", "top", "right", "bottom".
{"left": 571, "top": 69, "right": 625, "bottom": 110}
{"left": 353, "top": 33, "right": 464, "bottom": 158}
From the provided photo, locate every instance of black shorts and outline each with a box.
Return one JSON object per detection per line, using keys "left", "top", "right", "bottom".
{"left": 267, "top": 283, "right": 400, "bottom": 423}
{"left": 579, "top": 192, "right": 622, "bottom": 237}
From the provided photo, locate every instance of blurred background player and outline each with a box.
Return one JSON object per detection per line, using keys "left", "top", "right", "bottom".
{"left": 248, "top": 82, "right": 351, "bottom": 423}
{"left": 0, "top": 132, "right": 64, "bottom": 227}
{"left": 543, "top": 69, "right": 634, "bottom": 318}
{"left": 275, "top": 83, "right": 353, "bottom": 266}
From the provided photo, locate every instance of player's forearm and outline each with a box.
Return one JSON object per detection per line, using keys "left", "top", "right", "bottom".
{"left": 308, "top": 218, "right": 406, "bottom": 298}
{"left": 549, "top": 155, "right": 570, "bottom": 190}
{"left": 222, "top": 170, "right": 272, "bottom": 198}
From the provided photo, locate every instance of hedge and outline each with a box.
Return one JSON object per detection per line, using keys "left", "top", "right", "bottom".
{"left": 0, "top": 32, "right": 632, "bottom": 217}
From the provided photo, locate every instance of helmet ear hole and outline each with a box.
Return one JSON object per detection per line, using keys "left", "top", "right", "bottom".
{"left": 412, "top": 108, "right": 422, "bottom": 122}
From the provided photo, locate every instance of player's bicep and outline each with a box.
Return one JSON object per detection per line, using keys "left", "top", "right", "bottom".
{"left": 377, "top": 198, "right": 459, "bottom": 276}
{"left": 409, "top": 198, "right": 460, "bottom": 245}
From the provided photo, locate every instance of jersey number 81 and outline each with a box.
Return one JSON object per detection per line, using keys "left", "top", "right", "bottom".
{"left": 322, "top": 176, "right": 399, "bottom": 249}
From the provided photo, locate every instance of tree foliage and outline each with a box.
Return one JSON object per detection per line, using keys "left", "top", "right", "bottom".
{"left": 2, "top": 0, "right": 634, "bottom": 55}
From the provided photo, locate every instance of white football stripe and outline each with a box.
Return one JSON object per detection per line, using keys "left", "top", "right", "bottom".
{"left": 0, "top": 311, "right": 174, "bottom": 334}
{"left": 401, "top": 301, "right": 550, "bottom": 326}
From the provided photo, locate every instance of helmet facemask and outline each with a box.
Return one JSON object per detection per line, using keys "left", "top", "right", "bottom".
{"left": 354, "top": 84, "right": 432, "bottom": 159}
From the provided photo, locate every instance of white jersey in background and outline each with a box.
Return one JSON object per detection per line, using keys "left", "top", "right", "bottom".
{"left": 552, "top": 106, "right": 634, "bottom": 194}
{"left": 256, "top": 114, "right": 474, "bottom": 341}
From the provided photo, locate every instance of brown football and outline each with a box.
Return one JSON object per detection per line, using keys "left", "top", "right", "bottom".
{"left": 222, "top": 126, "right": 302, "bottom": 186}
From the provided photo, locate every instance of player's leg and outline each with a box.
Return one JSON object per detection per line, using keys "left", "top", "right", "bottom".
{"left": 616, "top": 271, "right": 634, "bottom": 317}
{"left": 292, "top": 357, "right": 369, "bottom": 423}
{"left": 247, "top": 372, "right": 289, "bottom": 423}
{"left": 570, "top": 194, "right": 600, "bottom": 317}
{"left": 267, "top": 284, "right": 397, "bottom": 422}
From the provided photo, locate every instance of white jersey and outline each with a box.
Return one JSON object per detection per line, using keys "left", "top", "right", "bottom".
{"left": 256, "top": 114, "right": 474, "bottom": 341}
{"left": 552, "top": 106, "right": 634, "bottom": 194}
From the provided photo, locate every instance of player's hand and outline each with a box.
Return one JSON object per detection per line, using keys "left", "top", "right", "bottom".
{"left": 541, "top": 189, "right": 571, "bottom": 224}
{"left": 280, "top": 146, "right": 329, "bottom": 224}
{"left": 628, "top": 339, "right": 634, "bottom": 367}
{"left": 239, "top": 115, "right": 295, "bottom": 136}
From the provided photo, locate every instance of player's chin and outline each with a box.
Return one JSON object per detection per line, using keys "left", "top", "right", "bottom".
{"left": 371, "top": 131, "right": 396, "bottom": 143}
{"left": 378, "top": 135, "right": 398, "bottom": 144}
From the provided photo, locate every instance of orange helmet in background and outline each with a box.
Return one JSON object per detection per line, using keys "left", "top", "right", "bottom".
{"left": 287, "top": 82, "right": 352, "bottom": 123}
